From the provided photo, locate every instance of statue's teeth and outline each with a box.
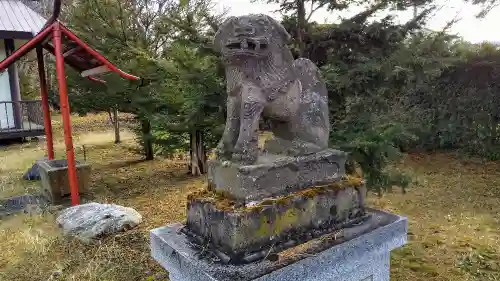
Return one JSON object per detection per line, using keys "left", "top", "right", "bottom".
{"left": 241, "top": 40, "right": 248, "bottom": 49}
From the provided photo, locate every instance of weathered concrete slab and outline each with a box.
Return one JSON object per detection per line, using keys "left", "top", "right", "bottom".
{"left": 150, "top": 209, "right": 408, "bottom": 281}
{"left": 208, "top": 149, "right": 348, "bottom": 202}
{"left": 0, "top": 194, "right": 49, "bottom": 218}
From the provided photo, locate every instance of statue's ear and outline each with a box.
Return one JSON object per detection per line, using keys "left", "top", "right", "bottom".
{"left": 213, "top": 16, "right": 236, "bottom": 53}
{"left": 265, "top": 15, "right": 291, "bottom": 43}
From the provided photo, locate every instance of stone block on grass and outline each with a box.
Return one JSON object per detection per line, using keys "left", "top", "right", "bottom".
{"left": 38, "top": 159, "right": 91, "bottom": 203}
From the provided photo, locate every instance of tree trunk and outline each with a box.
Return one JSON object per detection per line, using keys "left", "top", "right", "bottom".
{"left": 189, "top": 130, "right": 206, "bottom": 176}
{"left": 296, "top": 0, "right": 306, "bottom": 57}
{"left": 493, "top": 115, "right": 500, "bottom": 146}
{"left": 113, "top": 108, "right": 121, "bottom": 143}
{"left": 199, "top": 130, "right": 207, "bottom": 174}
{"left": 141, "top": 118, "right": 154, "bottom": 160}
{"left": 108, "top": 108, "right": 121, "bottom": 143}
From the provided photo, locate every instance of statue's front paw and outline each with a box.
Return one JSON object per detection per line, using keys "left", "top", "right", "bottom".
{"left": 231, "top": 151, "right": 257, "bottom": 165}
{"left": 215, "top": 143, "right": 231, "bottom": 160}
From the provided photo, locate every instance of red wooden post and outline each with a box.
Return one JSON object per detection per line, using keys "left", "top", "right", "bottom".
{"left": 36, "top": 46, "right": 54, "bottom": 160}
{"left": 53, "top": 22, "right": 80, "bottom": 206}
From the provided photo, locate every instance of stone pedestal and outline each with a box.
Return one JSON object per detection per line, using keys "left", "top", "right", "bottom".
{"left": 152, "top": 13, "right": 410, "bottom": 281}
{"left": 186, "top": 177, "right": 367, "bottom": 263}
{"left": 208, "top": 149, "right": 347, "bottom": 202}
{"left": 150, "top": 209, "right": 408, "bottom": 281}
{"left": 38, "top": 159, "right": 91, "bottom": 203}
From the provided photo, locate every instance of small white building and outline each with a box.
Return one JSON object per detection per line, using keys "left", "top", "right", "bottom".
{"left": 0, "top": 0, "right": 45, "bottom": 138}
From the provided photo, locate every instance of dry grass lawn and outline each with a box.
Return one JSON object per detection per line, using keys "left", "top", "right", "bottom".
{"left": 0, "top": 113, "right": 499, "bottom": 281}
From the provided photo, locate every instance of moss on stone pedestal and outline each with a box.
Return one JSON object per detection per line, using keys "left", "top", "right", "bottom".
{"left": 187, "top": 175, "right": 364, "bottom": 214}
{"left": 185, "top": 175, "right": 367, "bottom": 258}
{"left": 256, "top": 208, "right": 300, "bottom": 237}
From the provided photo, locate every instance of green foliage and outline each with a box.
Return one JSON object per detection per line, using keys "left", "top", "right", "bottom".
{"left": 19, "top": 72, "right": 38, "bottom": 100}
{"left": 144, "top": 2, "right": 226, "bottom": 157}
{"left": 408, "top": 42, "right": 500, "bottom": 159}
{"left": 62, "top": 0, "right": 224, "bottom": 160}
{"left": 306, "top": 11, "right": 500, "bottom": 191}
{"left": 300, "top": 11, "right": 429, "bottom": 192}
{"left": 331, "top": 121, "right": 415, "bottom": 194}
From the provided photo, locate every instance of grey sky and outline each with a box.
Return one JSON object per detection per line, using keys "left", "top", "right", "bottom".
{"left": 213, "top": 0, "right": 500, "bottom": 43}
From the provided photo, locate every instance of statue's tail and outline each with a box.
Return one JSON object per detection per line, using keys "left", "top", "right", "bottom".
{"left": 293, "top": 58, "right": 328, "bottom": 98}
{"left": 292, "top": 58, "right": 330, "bottom": 148}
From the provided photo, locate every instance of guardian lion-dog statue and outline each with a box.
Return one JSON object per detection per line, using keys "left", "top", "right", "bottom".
{"left": 214, "top": 14, "right": 330, "bottom": 164}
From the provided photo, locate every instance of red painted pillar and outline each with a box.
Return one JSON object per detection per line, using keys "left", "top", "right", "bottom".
{"left": 53, "top": 23, "right": 80, "bottom": 205}
{"left": 36, "top": 46, "right": 54, "bottom": 160}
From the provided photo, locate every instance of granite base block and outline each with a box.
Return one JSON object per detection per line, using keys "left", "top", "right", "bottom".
{"left": 150, "top": 209, "right": 408, "bottom": 281}
{"left": 208, "top": 149, "right": 348, "bottom": 202}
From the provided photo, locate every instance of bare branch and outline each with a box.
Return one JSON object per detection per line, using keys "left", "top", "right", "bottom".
{"left": 117, "top": 1, "right": 128, "bottom": 45}
{"left": 473, "top": 0, "right": 500, "bottom": 18}
{"left": 401, "top": 7, "right": 435, "bottom": 35}
{"left": 307, "top": 1, "right": 327, "bottom": 22}
{"left": 347, "top": 2, "right": 388, "bottom": 24}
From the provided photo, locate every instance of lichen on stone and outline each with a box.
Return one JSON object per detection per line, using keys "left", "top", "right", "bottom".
{"left": 187, "top": 176, "right": 365, "bottom": 214}
{"left": 255, "top": 208, "right": 300, "bottom": 237}
{"left": 186, "top": 186, "right": 237, "bottom": 211}
{"left": 342, "top": 175, "right": 364, "bottom": 187}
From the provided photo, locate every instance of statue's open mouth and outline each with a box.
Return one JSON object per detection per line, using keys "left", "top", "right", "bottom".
{"left": 224, "top": 37, "right": 269, "bottom": 56}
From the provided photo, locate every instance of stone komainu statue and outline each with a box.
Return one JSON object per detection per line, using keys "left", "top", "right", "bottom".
{"left": 214, "top": 14, "right": 330, "bottom": 164}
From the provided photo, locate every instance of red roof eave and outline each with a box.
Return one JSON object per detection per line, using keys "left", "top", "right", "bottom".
{"left": 0, "top": 24, "right": 54, "bottom": 72}
{"left": 59, "top": 24, "right": 139, "bottom": 81}
{"left": 0, "top": 21, "right": 139, "bottom": 83}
